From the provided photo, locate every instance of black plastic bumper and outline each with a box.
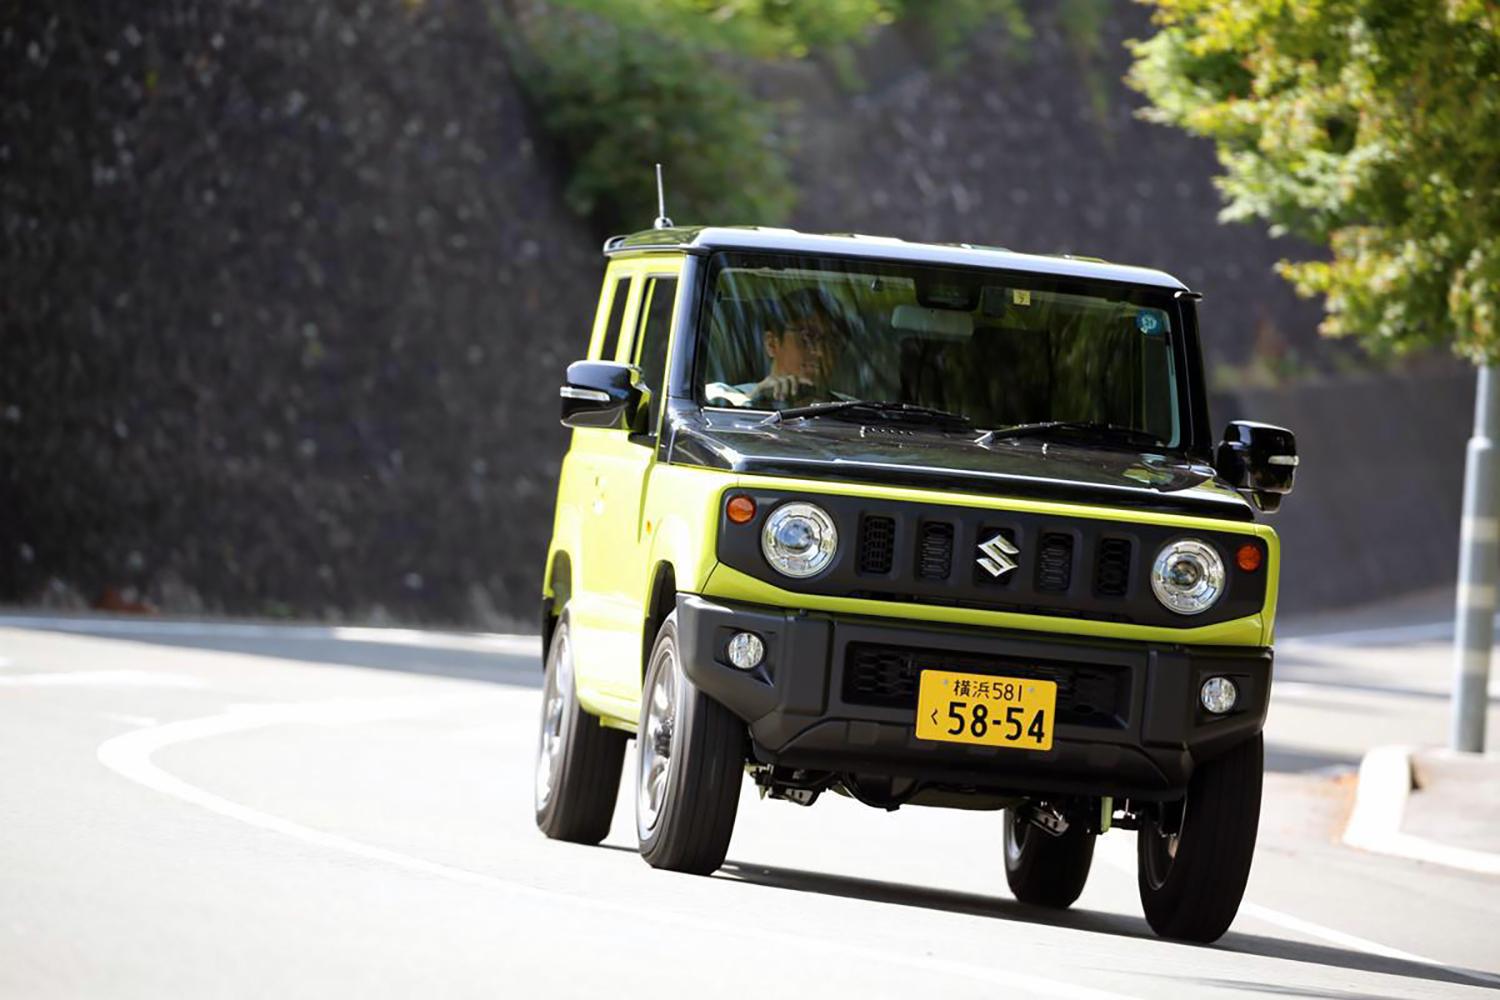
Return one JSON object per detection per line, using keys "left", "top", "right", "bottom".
{"left": 676, "top": 594, "right": 1272, "bottom": 800}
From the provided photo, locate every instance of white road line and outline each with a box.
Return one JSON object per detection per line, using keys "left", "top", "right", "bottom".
{"left": 1282, "top": 621, "right": 1459, "bottom": 647}
{"left": 0, "top": 615, "right": 538, "bottom": 656}
{"left": 446, "top": 723, "right": 511, "bottom": 743}
{"left": 328, "top": 627, "right": 539, "bottom": 657}
{"left": 0, "top": 670, "right": 205, "bottom": 689}
{"left": 1237, "top": 902, "right": 1498, "bottom": 984}
{"left": 1270, "top": 680, "right": 1360, "bottom": 700}
{"left": 96, "top": 698, "right": 1142, "bottom": 1000}
{"left": 101, "top": 713, "right": 161, "bottom": 727}
{"left": 1091, "top": 839, "right": 1500, "bottom": 988}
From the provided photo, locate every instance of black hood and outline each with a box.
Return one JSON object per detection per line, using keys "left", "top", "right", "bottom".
{"left": 667, "top": 408, "right": 1253, "bottom": 520}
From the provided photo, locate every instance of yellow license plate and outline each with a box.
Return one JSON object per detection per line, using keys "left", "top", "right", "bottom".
{"left": 914, "top": 670, "right": 1056, "bottom": 751}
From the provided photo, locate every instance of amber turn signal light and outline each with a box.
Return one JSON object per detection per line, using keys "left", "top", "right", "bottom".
{"left": 1236, "top": 543, "right": 1262, "bottom": 573}
{"left": 726, "top": 494, "right": 756, "bottom": 524}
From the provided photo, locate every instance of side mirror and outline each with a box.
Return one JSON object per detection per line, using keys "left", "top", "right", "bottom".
{"left": 559, "top": 361, "right": 648, "bottom": 432}
{"left": 1216, "top": 420, "right": 1298, "bottom": 513}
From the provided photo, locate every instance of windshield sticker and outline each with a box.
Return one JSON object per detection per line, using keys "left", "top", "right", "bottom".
{"left": 1012, "top": 289, "right": 1031, "bottom": 306}
{"left": 1136, "top": 310, "right": 1164, "bottom": 335}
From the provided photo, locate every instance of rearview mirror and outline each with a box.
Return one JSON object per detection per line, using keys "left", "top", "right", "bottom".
{"left": 1216, "top": 421, "right": 1298, "bottom": 513}
{"left": 559, "top": 361, "right": 648, "bottom": 433}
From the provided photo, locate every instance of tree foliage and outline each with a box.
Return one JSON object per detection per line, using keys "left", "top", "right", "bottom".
{"left": 499, "top": 0, "right": 1030, "bottom": 234}
{"left": 505, "top": 6, "right": 796, "bottom": 232}
{"left": 1127, "top": 0, "right": 1500, "bottom": 361}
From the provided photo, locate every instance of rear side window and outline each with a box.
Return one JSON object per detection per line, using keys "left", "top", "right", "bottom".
{"left": 595, "top": 277, "right": 631, "bottom": 361}
{"left": 634, "top": 276, "right": 678, "bottom": 433}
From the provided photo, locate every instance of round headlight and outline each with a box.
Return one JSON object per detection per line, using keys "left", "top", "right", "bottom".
{"left": 761, "top": 502, "right": 838, "bottom": 578}
{"left": 1151, "top": 539, "right": 1226, "bottom": 615}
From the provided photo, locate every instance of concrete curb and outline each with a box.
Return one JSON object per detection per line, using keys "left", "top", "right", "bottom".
{"left": 1343, "top": 745, "right": 1500, "bottom": 876}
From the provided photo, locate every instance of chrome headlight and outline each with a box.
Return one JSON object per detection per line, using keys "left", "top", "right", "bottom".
{"left": 760, "top": 502, "right": 838, "bottom": 578}
{"left": 1151, "top": 539, "right": 1226, "bottom": 615}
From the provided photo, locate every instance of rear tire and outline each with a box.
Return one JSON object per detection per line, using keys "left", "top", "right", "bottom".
{"left": 1137, "top": 733, "right": 1263, "bottom": 943}
{"left": 1003, "top": 806, "right": 1095, "bottom": 908}
{"left": 533, "top": 610, "right": 627, "bottom": 844}
{"left": 636, "top": 611, "right": 744, "bottom": 874}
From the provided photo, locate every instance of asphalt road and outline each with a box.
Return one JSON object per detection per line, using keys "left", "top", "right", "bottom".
{"left": 2, "top": 614, "right": 1498, "bottom": 999}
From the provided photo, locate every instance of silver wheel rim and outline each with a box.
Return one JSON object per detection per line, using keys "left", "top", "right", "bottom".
{"left": 1143, "top": 805, "right": 1183, "bottom": 890}
{"left": 636, "top": 643, "right": 679, "bottom": 838}
{"left": 534, "top": 625, "right": 574, "bottom": 811}
{"left": 1004, "top": 811, "right": 1026, "bottom": 868}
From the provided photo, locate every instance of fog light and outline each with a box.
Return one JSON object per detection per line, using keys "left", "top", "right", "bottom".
{"left": 1200, "top": 676, "right": 1238, "bottom": 714}
{"left": 727, "top": 631, "right": 764, "bottom": 671}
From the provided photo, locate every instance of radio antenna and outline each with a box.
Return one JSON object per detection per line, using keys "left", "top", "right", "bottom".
{"left": 653, "top": 163, "right": 673, "bottom": 230}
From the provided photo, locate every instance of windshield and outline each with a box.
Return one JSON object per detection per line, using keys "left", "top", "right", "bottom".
{"left": 697, "top": 252, "right": 1185, "bottom": 448}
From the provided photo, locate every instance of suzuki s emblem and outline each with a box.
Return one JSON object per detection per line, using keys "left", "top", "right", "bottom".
{"left": 977, "top": 533, "right": 1020, "bottom": 578}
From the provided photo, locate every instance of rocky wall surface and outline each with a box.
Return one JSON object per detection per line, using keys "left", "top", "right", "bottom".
{"left": 2, "top": 0, "right": 596, "bottom": 627}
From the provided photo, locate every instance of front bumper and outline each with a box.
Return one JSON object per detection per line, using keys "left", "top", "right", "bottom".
{"left": 676, "top": 594, "right": 1272, "bottom": 800}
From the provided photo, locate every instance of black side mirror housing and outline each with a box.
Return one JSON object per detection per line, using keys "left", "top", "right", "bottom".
{"left": 1216, "top": 420, "right": 1297, "bottom": 513}
{"left": 559, "top": 361, "right": 648, "bottom": 433}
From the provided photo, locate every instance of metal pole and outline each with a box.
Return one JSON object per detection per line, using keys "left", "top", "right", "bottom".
{"left": 1452, "top": 364, "right": 1499, "bottom": 752}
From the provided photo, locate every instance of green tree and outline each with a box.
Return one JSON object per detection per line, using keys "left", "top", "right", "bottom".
{"left": 1127, "top": 0, "right": 1500, "bottom": 361}
{"left": 507, "top": 7, "right": 795, "bottom": 231}
{"left": 497, "top": 0, "right": 1031, "bottom": 234}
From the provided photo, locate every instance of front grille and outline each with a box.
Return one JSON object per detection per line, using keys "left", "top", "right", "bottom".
{"left": 843, "top": 642, "right": 1128, "bottom": 729}
{"left": 916, "top": 522, "right": 954, "bottom": 580}
{"left": 1035, "top": 533, "right": 1074, "bottom": 592}
{"left": 858, "top": 515, "right": 895, "bottom": 574}
{"left": 743, "top": 495, "right": 1267, "bottom": 629}
{"left": 1095, "top": 537, "right": 1132, "bottom": 597}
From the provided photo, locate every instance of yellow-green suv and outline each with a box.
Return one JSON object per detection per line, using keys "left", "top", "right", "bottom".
{"left": 533, "top": 226, "right": 1297, "bottom": 943}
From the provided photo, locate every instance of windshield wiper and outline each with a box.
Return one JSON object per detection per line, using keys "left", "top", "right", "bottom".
{"left": 762, "top": 400, "right": 973, "bottom": 428}
{"left": 977, "top": 420, "right": 1165, "bottom": 449}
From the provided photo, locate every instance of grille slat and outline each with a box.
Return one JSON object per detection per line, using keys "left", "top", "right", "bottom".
{"left": 1094, "top": 537, "right": 1132, "bottom": 597}
{"left": 858, "top": 516, "right": 895, "bottom": 575}
{"left": 916, "top": 522, "right": 954, "bottom": 580}
{"left": 1035, "top": 533, "right": 1074, "bottom": 592}
{"left": 842, "top": 642, "right": 1128, "bottom": 728}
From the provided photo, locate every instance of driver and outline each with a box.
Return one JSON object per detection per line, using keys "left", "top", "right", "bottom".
{"left": 708, "top": 288, "right": 852, "bottom": 408}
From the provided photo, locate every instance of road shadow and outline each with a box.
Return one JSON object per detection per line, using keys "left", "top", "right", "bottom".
{"left": 0, "top": 618, "right": 543, "bottom": 688}
{"left": 714, "top": 859, "right": 1496, "bottom": 992}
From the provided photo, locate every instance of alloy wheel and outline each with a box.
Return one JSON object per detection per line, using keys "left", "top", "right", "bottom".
{"left": 637, "top": 643, "right": 679, "bottom": 837}
{"left": 534, "top": 627, "right": 574, "bottom": 810}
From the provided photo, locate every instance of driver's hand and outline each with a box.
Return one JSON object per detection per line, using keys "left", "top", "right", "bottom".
{"left": 750, "top": 374, "right": 813, "bottom": 405}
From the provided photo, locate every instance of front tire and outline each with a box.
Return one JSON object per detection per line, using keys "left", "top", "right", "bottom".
{"left": 1003, "top": 806, "right": 1095, "bottom": 908}
{"left": 1137, "top": 733, "right": 1264, "bottom": 943}
{"left": 534, "top": 611, "right": 627, "bottom": 844}
{"left": 635, "top": 611, "right": 744, "bottom": 874}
